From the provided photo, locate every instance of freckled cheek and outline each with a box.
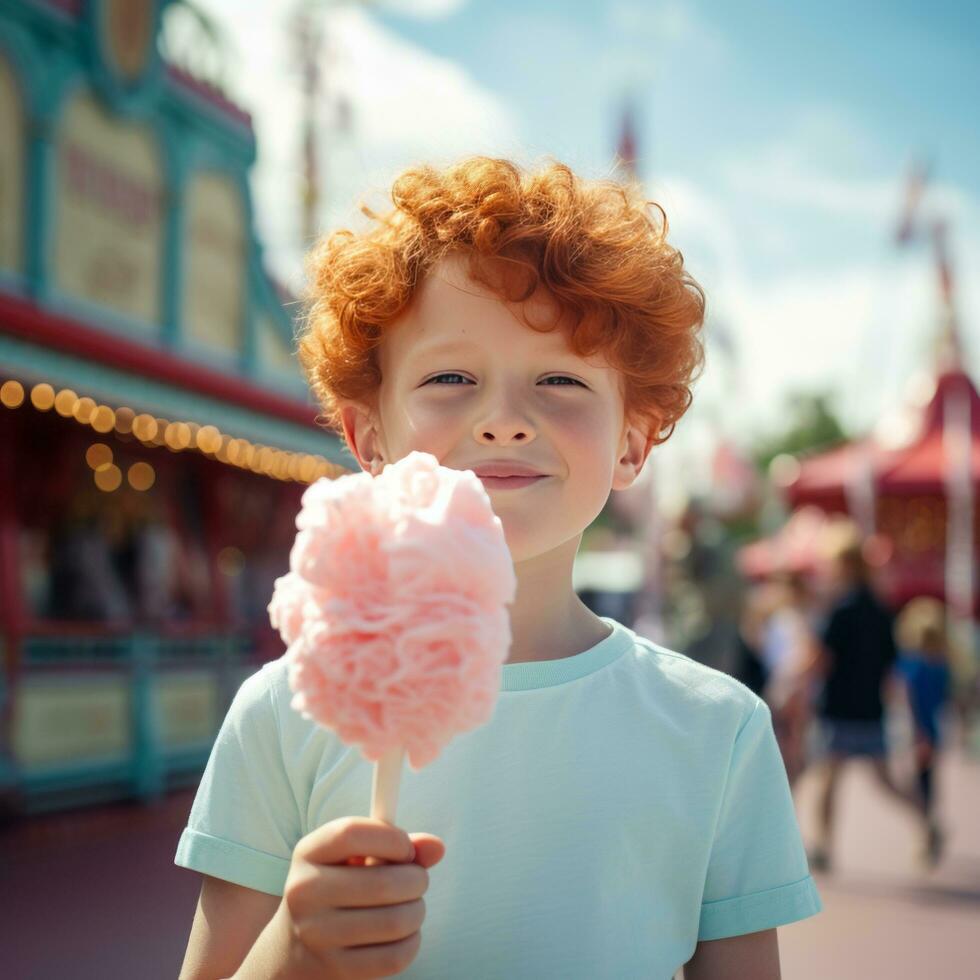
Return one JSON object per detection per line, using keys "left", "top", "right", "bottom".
{"left": 555, "top": 412, "right": 620, "bottom": 487}
{"left": 548, "top": 404, "right": 609, "bottom": 449}
{"left": 391, "top": 407, "right": 456, "bottom": 458}
{"left": 396, "top": 398, "right": 611, "bottom": 459}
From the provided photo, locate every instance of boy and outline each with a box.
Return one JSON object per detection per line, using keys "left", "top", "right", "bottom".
{"left": 175, "top": 157, "right": 821, "bottom": 979}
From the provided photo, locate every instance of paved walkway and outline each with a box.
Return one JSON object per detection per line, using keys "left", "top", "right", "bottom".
{"left": 3, "top": 747, "right": 978, "bottom": 978}
{"left": 781, "top": 746, "right": 980, "bottom": 979}
{"left": 3, "top": 788, "right": 200, "bottom": 979}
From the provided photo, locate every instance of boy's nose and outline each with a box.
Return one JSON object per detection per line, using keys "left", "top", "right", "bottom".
{"left": 471, "top": 383, "right": 539, "bottom": 445}
{"left": 473, "top": 417, "right": 536, "bottom": 445}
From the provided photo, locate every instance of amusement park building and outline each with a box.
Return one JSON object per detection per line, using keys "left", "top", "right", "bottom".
{"left": 0, "top": 0, "right": 351, "bottom": 816}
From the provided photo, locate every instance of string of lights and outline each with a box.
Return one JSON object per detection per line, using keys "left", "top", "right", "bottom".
{"left": 0, "top": 377, "right": 351, "bottom": 491}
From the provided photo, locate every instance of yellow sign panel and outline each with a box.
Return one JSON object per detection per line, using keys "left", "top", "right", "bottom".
{"left": 13, "top": 675, "right": 131, "bottom": 770}
{"left": 157, "top": 671, "right": 219, "bottom": 748}
{"left": 183, "top": 171, "right": 245, "bottom": 356}
{"left": 0, "top": 56, "right": 23, "bottom": 274}
{"left": 52, "top": 90, "right": 163, "bottom": 329}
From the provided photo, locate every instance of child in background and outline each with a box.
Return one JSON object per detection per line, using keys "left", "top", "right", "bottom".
{"left": 894, "top": 596, "right": 952, "bottom": 867}
{"left": 760, "top": 571, "right": 818, "bottom": 789}
{"left": 175, "top": 156, "right": 821, "bottom": 979}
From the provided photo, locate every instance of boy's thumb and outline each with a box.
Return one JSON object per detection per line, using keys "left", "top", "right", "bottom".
{"left": 408, "top": 833, "right": 446, "bottom": 868}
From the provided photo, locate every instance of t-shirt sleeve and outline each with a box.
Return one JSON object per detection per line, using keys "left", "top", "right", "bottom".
{"left": 698, "top": 698, "right": 822, "bottom": 941}
{"left": 174, "top": 662, "right": 303, "bottom": 896}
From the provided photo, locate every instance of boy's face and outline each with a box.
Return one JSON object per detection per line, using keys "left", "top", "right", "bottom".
{"left": 342, "top": 253, "right": 652, "bottom": 563}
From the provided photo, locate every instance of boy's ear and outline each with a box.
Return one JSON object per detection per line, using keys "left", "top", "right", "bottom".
{"left": 340, "top": 402, "right": 385, "bottom": 475}
{"left": 612, "top": 417, "right": 656, "bottom": 492}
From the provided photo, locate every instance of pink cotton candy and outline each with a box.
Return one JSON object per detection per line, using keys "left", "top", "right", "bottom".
{"left": 267, "top": 451, "right": 516, "bottom": 770}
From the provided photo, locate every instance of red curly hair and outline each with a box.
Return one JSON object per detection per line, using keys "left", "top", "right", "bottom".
{"left": 297, "top": 156, "right": 705, "bottom": 449}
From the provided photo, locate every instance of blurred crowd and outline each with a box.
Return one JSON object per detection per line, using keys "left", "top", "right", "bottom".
{"left": 24, "top": 486, "right": 213, "bottom": 626}
{"left": 732, "top": 520, "right": 980, "bottom": 873}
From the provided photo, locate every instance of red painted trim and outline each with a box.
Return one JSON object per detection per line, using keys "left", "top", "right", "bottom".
{"left": 165, "top": 65, "right": 253, "bottom": 131}
{"left": 39, "top": 0, "right": 82, "bottom": 15}
{"left": 0, "top": 291, "right": 320, "bottom": 430}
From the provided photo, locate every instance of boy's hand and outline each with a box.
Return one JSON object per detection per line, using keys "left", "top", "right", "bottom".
{"left": 270, "top": 816, "right": 445, "bottom": 979}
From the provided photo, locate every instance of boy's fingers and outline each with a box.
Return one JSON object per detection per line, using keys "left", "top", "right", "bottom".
{"left": 300, "top": 817, "right": 415, "bottom": 866}
{"left": 408, "top": 833, "right": 446, "bottom": 869}
{"left": 347, "top": 833, "right": 443, "bottom": 869}
{"left": 323, "top": 863, "right": 430, "bottom": 908}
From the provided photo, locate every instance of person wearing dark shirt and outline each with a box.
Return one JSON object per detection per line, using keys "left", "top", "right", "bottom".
{"left": 807, "top": 526, "right": 928, "bottom": 873}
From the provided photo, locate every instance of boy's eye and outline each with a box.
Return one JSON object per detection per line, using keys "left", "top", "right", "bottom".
{"left": 424, "top": 373, "right": 585, "bottom": 387}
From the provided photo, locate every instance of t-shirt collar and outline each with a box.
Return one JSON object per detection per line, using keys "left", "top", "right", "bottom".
{"left": 501, "top": 617, "right": 632, "bottom": 691}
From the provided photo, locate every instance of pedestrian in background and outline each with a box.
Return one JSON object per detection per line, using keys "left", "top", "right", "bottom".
{"left": 731, "top": 583, "right": 770, "bottom": 698}
{"left": 759, "top": 571, "right": 818, "bottom": 789}
{"left": 807, "top": 524, "right": 926, "bottom": 873}
{"left": 894, "top": 596, "right": 951, "bottom": 866}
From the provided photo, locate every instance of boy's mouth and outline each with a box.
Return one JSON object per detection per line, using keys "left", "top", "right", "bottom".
{"left": 477, "top": 475, "right": 548, "bottom": 490}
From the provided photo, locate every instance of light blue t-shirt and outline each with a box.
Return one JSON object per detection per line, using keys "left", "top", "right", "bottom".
{"left": 175, "top": 617, "right": 821, "bottom": 978}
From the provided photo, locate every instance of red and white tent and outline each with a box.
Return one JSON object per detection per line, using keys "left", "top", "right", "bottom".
{"left": 739, "top": 367, "right": 978, "bottom": 616}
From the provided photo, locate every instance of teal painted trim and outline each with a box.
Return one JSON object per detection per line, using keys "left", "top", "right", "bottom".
{"left": 20, "top": 759, "right": 135, "bottom": 791}
{"left": 0, "top": 16, "right": 46, "bottom": 296}
{"left": 131, "top": 632, "right": 164, "bottom": 801}
{"left": 44, "top": 288, "right": 164, "bottom": 344}
{"left": 0, "top": 332, "right": 349, "bottom": 463}
{"left": 159, "top": 75, "right": 256, "bottom": 165}
{"left": 160, "top": 115, "right": 184, "bottom": 351}
{"left": 255, "top": 368, "right": 309, "bottom": 402}
{"left": 0, "top": 14, "right": 44, "bottom": 116}
{"left": 241, "top": 213, "right": 262, "bottom": 377}
{"left": 32, "top": 44, "right": 78, "bottom": 124}
{"left": 178, "top": 330, "right": 244, "bottom": 375}
{"left": 242, "top": 289, "right": 257, "bottom": 375}
{"left": 28, "top": 51, "right": 77, "bottom": 304}
{"left": 5, "top": 0, "right": 79, "bottom": 50}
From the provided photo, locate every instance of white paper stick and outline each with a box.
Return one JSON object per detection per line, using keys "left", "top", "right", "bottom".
{"left": 370, "top": 746, "right": 405, "bottom": 825}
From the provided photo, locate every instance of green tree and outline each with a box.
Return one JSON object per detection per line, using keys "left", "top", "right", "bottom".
{"left": 751, "top": 391, "right": 848, "bottom": 471}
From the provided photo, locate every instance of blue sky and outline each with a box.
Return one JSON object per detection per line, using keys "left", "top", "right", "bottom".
{"left": 187, "top": 0, "right": 980, "bottom": 501}
{"left": 375, "top": 0, "right": 980, "bottom": 196}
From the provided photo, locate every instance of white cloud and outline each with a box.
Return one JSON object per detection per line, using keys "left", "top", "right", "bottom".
{"left": 323, "top": 7, "right": 519, "bottom": 165}
{"left": 663, "top": 108, "right": 980, "bottom": 455}
{"left": 189, "top": 1, "right": 519, "bottom": 291}
{"left": 609, "top": 0, "right": 729, "bottom": 65}
{"left": 642, "top": 154, "right": 980, "bottom": 488}
{"left": 376, "top": 0, "right": 468, "bottom": 17}
{"left": 719, "top": 105, "right": 978, "bottom": 226}
{"left": 305, "top": 7, "right": 523, "bottom": 283}
{"left": 600, "top": 0, "right": 729, "bottom": 94}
